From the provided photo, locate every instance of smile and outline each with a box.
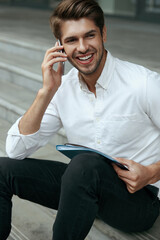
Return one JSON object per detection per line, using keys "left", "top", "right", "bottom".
{"left": 75, "top": 53, "right": 94, "bottom": 65}
{"left": 77, "top": 54, "right": 93, "bottom": 61}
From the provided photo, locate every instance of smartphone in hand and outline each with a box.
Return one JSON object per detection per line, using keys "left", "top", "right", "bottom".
{"left": 58, "top": 39, "right": 65, "bottom": 75}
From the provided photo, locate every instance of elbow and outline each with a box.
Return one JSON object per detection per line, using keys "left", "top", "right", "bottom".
{"left": 6, "top": 135, "right": 25, "bottom": 160}
{"left": 6, "top": 148, "right": 24, "bottom": 160}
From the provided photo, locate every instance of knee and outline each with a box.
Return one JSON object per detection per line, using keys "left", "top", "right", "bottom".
{"left": 0, "top": 157, "right": 15, "bottom": 177}
{"left": 61, "top": 153, "right": 103, "bottom": 189}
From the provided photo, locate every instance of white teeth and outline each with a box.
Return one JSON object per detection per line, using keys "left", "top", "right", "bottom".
{"left": 78, "top": 54, "right": 92, "bottom": 61}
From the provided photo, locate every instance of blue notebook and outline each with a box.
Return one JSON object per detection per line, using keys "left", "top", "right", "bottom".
{"left": 56, "top": 143, "right": 128, "bottom": 170}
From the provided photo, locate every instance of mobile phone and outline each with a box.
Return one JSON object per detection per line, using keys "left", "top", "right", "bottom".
{"left": 58, "top": 39, "right": 65, "bottom": 75}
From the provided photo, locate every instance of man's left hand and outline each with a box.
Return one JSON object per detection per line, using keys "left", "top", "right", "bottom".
{"left": 112, "top": 158, "right": 153, "bottom": 194}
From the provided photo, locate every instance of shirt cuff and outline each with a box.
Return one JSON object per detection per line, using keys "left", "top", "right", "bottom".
{"left": 8, "top": 117, "right": 40, "bottom": 150}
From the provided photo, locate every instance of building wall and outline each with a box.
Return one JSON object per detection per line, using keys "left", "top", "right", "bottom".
{"left": 99, "top": 0, "right": 136, "bottom": 16}
{"left": 0, "top": 0, "right": 160, "bottom": 22}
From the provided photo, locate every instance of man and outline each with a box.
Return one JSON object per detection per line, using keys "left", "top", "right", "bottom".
{"left": 0, "top": 0, "right": 160, "bottom": 239}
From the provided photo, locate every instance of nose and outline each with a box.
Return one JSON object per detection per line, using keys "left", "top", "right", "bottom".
{"left": 77, "top": 39, "right": 88, "bottom": 53}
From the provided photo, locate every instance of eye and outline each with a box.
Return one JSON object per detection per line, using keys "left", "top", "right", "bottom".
{"left": 66, "top": 38, "right": 76, "bottom": 43}
{"left": 87, "top": 34, "right": 95, "bottom": 38}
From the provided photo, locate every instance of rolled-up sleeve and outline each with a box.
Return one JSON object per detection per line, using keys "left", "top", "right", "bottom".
{"left": 6, "top": 99, "right": 62, "bottom": 159}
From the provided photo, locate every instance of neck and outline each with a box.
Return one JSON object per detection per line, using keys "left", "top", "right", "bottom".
{"left": 79, "top": 50, "right": 107, "bottom": 95}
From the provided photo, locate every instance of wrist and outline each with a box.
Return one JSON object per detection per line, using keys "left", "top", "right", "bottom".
{"left": 38, "top": 87, "right": 56, "bottom": 101}
{"left": 146, "top": 162, "right": 160, "bottom": 184}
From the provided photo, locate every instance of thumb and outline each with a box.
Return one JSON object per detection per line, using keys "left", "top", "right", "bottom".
{"left": 114, "top": 157, "right": 131, "bottom": 169}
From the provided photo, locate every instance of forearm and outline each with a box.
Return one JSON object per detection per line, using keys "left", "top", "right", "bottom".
{"left": 19, "top": 88, "right": 55, "bottom": 135}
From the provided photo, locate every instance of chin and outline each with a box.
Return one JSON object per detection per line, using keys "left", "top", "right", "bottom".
{"left": 79, "top": 69, "right": 95, "bottom": 75}
{"left": 78, "top": 65, "right": 99, "bottom": 75}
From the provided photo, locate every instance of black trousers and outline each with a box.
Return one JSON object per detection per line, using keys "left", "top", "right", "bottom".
{"left": 0, "top": 153, "right": 159, "bottom": 240}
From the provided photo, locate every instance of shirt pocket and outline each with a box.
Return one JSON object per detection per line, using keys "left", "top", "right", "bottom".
{"left": 105, "top": 114, "right": 144, "bottom": 145}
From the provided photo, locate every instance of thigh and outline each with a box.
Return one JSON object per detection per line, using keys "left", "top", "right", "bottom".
{"left": 0, "top": 157, "right": 67, "bottom": 209}
{"left": 97, "top": 161, "right": 160, "bottom": 232}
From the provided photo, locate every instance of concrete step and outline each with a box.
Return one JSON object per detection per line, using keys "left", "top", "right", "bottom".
{"left": 93, "top": 215, "right": 160, "bottom": 240}
{"left": 0, "top": 35, "right": 46, "bottom": 62}
{"left": 7, "top": 195, "right": 160, "bottom": 240}
{"left": 0, "top": 80, "right": 35, "bottom": 115}
{"left": 8, "top": 196, "right": 55, "bottom": 240}
{"left": 8, "top": 196, "right": 112, "bottom": 240}
{"left": 0, "top": 54, "right": 42, "bottom": 92}
{"left": 0, "top": 117, "right": 11, "bottom": 156}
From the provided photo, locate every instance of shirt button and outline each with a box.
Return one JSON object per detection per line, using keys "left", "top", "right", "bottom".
{"left": 97, "top": 140, "right": 101, "bottom": 144}
{"left": 96, "top": 117, "right": 100, "bottom": 122}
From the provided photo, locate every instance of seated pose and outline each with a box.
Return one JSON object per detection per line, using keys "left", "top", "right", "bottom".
{"left": 0, "top": 0, "right": 160, "bottom": 239}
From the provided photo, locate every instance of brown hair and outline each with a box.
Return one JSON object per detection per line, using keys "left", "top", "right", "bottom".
{"left": 50, "top": 0, "right": 104, "bottom": 40}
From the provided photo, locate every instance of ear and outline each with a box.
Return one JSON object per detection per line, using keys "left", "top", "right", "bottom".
{"left": 102, "top": 25, "right": 107, "bottom": 43}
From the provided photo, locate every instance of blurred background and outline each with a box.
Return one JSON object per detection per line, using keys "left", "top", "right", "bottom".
{"left": 0, "top": 0, "right": 160, "bottom": 22}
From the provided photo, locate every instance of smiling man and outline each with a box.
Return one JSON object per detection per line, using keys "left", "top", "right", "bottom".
{"left": 0, "top": 0, "right": 160, "bottom": 239}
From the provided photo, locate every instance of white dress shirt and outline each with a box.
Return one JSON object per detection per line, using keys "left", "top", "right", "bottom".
{"left": 6, "top": 51, "right": 160, "bottom": 196}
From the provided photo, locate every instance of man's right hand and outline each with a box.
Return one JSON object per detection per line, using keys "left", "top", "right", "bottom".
{"left": 41, "top": 41, "right": 67, "bottom": 97}
{"left": 18, "top": 42, "right": 67, "bottom": 135}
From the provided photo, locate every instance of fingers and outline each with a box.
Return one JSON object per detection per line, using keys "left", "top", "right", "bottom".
{"left": 42, "top": 56, "right": 67, "bottom": 70}
{"left": 112, "top": 158, "right": 138, "bottom": 185}
{"left": 112, "top": 161, "right": 130, "bottom": 178}
{"left": 127, "top": 185, "right": 136, "bottom": 194}
{"left": 44, "top": 43, "right": 64, "bottom": 58}
{"left": 112, "top": 163, "right": 138, "bottom": 193}
{"left": 114, "top": 157, "right": 131, "bottom": 167}
{"left": 45, "top": 50, "right": 67, "bottom": 62}
{"left": 42, "top": 43, "right": 67, "bottom": 69}
{"left": 113, "top": 158, "right": 147, "bottom": 193}
{"left": 44, "top": 51, "right": 67, "bottom": 66}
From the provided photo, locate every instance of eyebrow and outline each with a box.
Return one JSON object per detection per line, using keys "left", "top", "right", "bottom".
{"left": 64, "top": 29, "right": 97, "bottom": 42}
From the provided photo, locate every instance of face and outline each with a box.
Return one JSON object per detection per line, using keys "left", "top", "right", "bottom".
{"left": 60, "top": 18, "right": 107, "bottom": 76}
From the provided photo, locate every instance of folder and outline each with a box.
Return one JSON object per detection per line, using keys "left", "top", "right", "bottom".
{"left": 56, "top": 143, "right": 128, "bottom": 170}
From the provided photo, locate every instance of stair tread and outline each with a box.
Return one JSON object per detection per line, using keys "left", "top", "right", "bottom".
{"left": 0, "top": 117, "right": 11, "bottom": 155}
{"left": 0, "top": 49, "right": 42, "bottom": 75}
{"left": 11, "top": 196, "right": 55, "bottom": 240}
{"left": 0, "top": 7, "right": 54, "bottom": 48}
{"left": 0, "top": 80, "right": 35, "bottom": 110}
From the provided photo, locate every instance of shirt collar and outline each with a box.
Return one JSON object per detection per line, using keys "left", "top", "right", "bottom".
{"left": 79, "top": 74, "right": 89, "bottom": 92}
{"left": 97, "top": 50, "right": 115, "bottom": 90}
